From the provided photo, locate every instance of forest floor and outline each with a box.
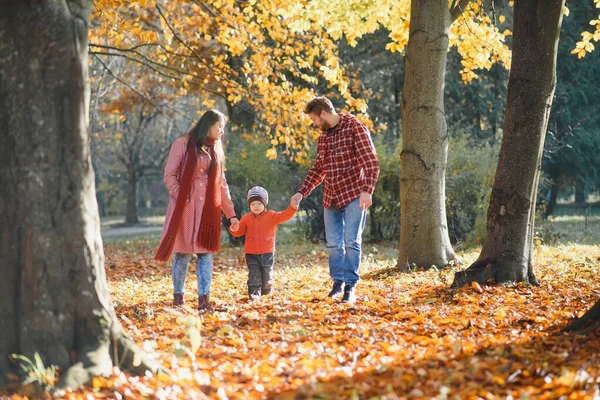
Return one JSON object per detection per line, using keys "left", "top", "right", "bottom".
{"left": 6, "top": 215, "right": 600, "bottom": 399}
{"left": 76, "top": 243, "right": 600, "bottom": 398}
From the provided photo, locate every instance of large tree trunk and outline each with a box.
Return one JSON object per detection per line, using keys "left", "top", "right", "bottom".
{"left": 399, "top": 0, "right": 455, "bottom": 269}
{"left": 0, "top": 1, "right": 155, "bottom": 390}
{"left": 563, "top": 299, "right": 600, "bottom": 334}
{"left": 452, "top": 0, "right": 565, "bottom": 288}
{"left": 125, "top": 165, "right": 139, "bottom": 225}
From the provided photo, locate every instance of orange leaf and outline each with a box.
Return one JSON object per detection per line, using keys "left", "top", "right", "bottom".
{"left": 471, "top": 281, "right": 484, "bottom": 293}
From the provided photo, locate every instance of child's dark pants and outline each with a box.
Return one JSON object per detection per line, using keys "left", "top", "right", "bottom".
{"left": 245, "top": 252, "right": 274, "bottom": 297}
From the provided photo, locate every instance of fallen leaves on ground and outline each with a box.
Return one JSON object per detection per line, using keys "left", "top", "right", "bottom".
{"left": 19, "top": 242, "right": 600, "bottom": 399}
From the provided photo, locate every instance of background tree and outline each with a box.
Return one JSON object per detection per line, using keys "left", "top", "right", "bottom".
{"left": 89, "top": 0, "right": 373, "bottom": 163}
{"left": 542, "top": 0, "right": 600, "bottom": 217}
{"left": 88, "top": 0, "right": 379, "bottom": 227}
{"left": 558, "top": 0, "right": 600, "bottom": 333}
{"left": 452, "top": 0, "right": 566, "bottom": 287}
{"left": 399, "top": 0, "right": 460, "bottom": 268}
{"left": 0, "top": 1, "right": 154, "bottom": 389}
{"left": 90, "top": 0, "right": 513, "bottom": 252}
{"left": 92, "top": 88, "right": 173, "bottom": 224}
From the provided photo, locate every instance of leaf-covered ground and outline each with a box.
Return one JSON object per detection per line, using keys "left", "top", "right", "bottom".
{"left": 4, "top": 237, "right": 599, "bottom": 399}
{"left": 40, "top": 239, "right": 597, "bottom": 400}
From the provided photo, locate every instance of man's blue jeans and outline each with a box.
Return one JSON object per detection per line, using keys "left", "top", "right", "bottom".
{"left": 171, "top": 253, "right": 213, "bottom": 296}
{"left": 323, "top": 197, "right": 367, "bottom": 288}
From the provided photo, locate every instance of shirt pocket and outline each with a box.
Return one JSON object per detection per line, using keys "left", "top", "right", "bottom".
{"left": 334, "top": 138, "right": 354, "bottom": 167}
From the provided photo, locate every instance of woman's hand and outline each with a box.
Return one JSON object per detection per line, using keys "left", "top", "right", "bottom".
{"left": 229, "top": 217, "right": 240, "bottom": 232}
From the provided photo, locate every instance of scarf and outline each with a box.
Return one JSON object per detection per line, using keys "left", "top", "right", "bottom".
{"left": 154, "top": 136, "right": 222, "bottom": 261}
{"left": 197, "top": 137, "right": 222, "bottom": 252}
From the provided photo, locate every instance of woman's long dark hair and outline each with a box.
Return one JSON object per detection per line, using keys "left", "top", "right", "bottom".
{"left": 189, "top": 109, "right": 227, "bottom": 175}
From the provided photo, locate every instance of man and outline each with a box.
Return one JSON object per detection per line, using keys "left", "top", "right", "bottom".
{"left": 291, "top": 96, "right": 380, "bottom": 304}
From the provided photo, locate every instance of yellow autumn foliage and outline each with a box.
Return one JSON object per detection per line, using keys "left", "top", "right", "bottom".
{"left": 90, "top": 0, "right": 370, "bottom": 162}
{"left": 571, "top": 0, "right": 600, "bottom": 58}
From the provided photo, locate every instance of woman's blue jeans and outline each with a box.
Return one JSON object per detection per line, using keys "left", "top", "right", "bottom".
{"left": 171, "top": 253, "right": 213, "bottom": 296}
{"left": 323, "top": 197, "right": 367, "bottom": 288}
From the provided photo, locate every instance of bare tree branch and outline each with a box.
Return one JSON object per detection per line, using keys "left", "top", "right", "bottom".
{"left": 93, "top": 55, "right": 163, "bottom": 111}
{"left": 451, "top": 0, "right": 473, "bottom": 22}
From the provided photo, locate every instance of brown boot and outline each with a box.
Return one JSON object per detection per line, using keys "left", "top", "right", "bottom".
{"left": 173, "top": 293, "right": 184, "bottom": 306}
{"left": 198, "top": 294, "right": 214, "bottom": 312}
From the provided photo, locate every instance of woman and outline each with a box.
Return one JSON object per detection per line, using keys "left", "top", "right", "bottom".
{"left": 154, "top": 109, "right": 239, "bottom": 311}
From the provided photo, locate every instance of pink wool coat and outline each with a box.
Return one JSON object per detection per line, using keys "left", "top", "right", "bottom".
{"left": 161, "top": 136, "right": 236, "bottom": 254}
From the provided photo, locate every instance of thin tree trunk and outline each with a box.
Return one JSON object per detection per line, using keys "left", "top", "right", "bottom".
{"left": 399, "top": 0, "right": 455, "bottom": 269}
{"left": 452, "top": 0, "right": 565, "bottom": 288}
{"left": 125, "top": 166, "right": 139, "bottom": 225}
{"left": 574, "top": 180, "right": 585, "bottom": 204}
{"left": 542, "top": 172, "right": 559, "bottom": 219}
{"left": 0, "top": 1, "right": 156, "bottom": 390}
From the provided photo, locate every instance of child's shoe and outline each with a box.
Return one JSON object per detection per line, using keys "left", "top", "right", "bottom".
{"left": 249, "top": 289, "right": 261, "bottom": 301}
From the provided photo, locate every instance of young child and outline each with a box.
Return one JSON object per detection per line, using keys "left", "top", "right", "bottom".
{"left": 229, "top": 186, "right": 297, "bottom": 299}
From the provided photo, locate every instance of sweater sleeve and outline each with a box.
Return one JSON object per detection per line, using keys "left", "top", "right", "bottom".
{"left": 220, "top": 173, "right": 237, "bottom": 219}
{"left": 163, "top": 137, "right": 187, "bottom": 199}
{"left": 271, "top": 205, "right": 297, "bottom": 225}
{"left": 297, "top": 136, "right": 326, "bottom": 197}
{"left": 354, "top": 121, "right": 380, "bottom": 194}
{"left": 229, "top": 214, "right": 248, "bottom": 237}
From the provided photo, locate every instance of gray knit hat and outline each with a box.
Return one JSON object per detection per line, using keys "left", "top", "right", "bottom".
{"left": 247, "top": 186, "right": 268, "bottom": 207}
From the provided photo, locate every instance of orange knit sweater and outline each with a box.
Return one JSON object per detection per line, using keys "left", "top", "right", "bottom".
{"left": 229, "top": 205, "right": 296, "bottom": 254}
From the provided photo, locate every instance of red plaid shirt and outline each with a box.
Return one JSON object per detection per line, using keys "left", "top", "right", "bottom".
{"left": 298, "top": 113, "right": 380, "bottom": 209}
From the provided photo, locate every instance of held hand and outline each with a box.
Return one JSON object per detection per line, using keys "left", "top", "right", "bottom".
{"left": 359, "top": 192, "right": 372, "bottom": 210}
{"left": 229, "top": 218, "right": 240, "bottom": 232}
{"left": 291, "top": 193, "right": 303, "bottom": 209}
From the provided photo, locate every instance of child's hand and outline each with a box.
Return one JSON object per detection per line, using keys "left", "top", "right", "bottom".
{"left": 290, "top": 193, "right": 303, "bottom": 210}
{"left": 230, "top": 218, "right": 240, "bottom": 232}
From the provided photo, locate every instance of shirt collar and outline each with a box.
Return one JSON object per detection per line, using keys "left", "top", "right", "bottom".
{"left": 326, "top": 113, "right": 348, "bottom": 135}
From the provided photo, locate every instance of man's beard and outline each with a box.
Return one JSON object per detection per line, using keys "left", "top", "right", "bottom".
{"left": 319, "top": 120, "right": 332, "bottom": 131}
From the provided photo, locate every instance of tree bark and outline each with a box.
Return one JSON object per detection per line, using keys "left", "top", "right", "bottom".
{"left": 574, "top": 180, "right": 585, "bottom": 204}
{"left": 399, "top": 0, "right": 455, "bottom": 269}
{"left": 0, "top": 1, "right": 156, "bottom": 390}
{"left": 542, "top": 170, "right": 559, "bottom": 219}
{"left": 452, "top": 0, "right": 565, "bottom": 288}
{"left": 125, "top": 165, "right": 140, "bottom": 225}
{"left": 563, "top": 299, "right": 600, "bottom": 334}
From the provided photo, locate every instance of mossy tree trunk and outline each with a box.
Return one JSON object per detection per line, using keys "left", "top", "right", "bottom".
{"left": 398, "top": 0, "right": 466, "bottom": 269}
{"left": 452, "top": 0, "right": 565, "bottom": 288}
{"left": 0, "top": 1, "right": 156, "bottom": 390}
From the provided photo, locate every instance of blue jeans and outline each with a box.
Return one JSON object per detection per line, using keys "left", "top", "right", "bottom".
{"left": 323, "top": 197, "right": 367, "bottom": 288}
{"left": 171, "top": 253, "right": 213, "bottom": 296}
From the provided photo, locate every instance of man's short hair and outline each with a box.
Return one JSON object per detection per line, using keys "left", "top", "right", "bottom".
{"left": 304, "top": 96, "right": 335, "bottom": 115}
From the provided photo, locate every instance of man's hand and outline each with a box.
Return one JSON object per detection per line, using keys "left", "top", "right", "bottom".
{"left": 291, "top": 193, "right": 303, "bottom": 209}
{"left": 359, "top": 192, "right": 372, "bottom": 210}
{"left": 229, "top": 218, "right": 240, "bottom": 232}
